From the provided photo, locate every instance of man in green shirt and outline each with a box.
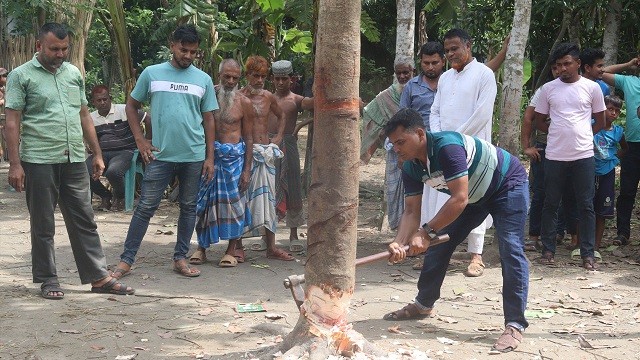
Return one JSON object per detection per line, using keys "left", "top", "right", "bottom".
{"left": 4, "top": 22, "right": 134, "bottom": 299}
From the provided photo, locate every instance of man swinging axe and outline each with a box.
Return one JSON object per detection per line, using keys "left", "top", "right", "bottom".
{"left": 383, "top": 108, "right": 530, "bottom": 353}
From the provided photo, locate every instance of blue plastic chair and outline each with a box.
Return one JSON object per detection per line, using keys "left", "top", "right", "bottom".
{"left": 124, "top": 150, "right": 144, "bottom": 212}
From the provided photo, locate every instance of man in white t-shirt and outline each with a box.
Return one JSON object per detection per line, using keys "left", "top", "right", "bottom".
{"left": 533, "top": 42, "right": 606, "bottom": 270}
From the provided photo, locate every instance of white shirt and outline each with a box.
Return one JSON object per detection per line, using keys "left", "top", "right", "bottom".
{"left": 429, "top": 58, "right": 497, "bottom": 141}
{"left": 534, "top": 77, "right": 606, "bottom": 161}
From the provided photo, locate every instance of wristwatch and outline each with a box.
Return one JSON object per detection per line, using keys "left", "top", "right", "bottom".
{"left": 421, "top": 222, "right": 438, "bottom": 238}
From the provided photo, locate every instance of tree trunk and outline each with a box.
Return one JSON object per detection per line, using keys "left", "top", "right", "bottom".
{"left": 105, "top": 0, "right": 136, "bottom": 97}
{"left": 395, "top": 0, "right": 415, "bottom": 68}
{"left": 602, "top": 0, "right": 621, "bottom": 67}
{"left": 498, "top": 0, "right": 532, "bottom": 155}
{"left": 55, "top": 0, "right": 96, "bottom": 77}
{"left": 534, "top": 9, "right": 570, "bottom": 90}
{"left": 567, "top": 9, "right": 581, "bottom": 46}
{"left": 418, "top": 11, "right": 428, "bottom": 49}
{"left": 269, "top": 0, "right": 383, "bottom": 357}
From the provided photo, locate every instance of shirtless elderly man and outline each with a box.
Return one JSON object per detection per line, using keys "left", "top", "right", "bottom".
{"left": 241, "top": 55, "right": 294, "bottom": 261}
{"left": 269, "top": 60, "right": 314, "bottom": 252}
{"left": 190, "top": 59, "right": 254, "bottom": 267}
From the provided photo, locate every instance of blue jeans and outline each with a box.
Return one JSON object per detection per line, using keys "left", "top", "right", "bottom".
{"left": 541, "top": 158, "right": 595, "bottom": 257}
{"left": 120, "top": 160, "right": 203, "bottom": 265}
{"left": 616, "top": 142, "right": 640, "bottom": 239}
{"left": 416, "top": 181, "right": 530, "bottom": 329}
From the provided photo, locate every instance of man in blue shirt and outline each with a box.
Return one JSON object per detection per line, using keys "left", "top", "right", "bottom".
{"left": 602, "top": 56, "right": 640, "bottom": 246}
{"left": 580, "top": 48, "right": 610, "bottom": 96}
{"left": 111, "top": 24, "right": 218, "bottom": 279}
{"left": 399, "top": 42, "right": 445, "bottom": 130}
{"left": 382, "top": 108, "right": 530, "bottom": 353}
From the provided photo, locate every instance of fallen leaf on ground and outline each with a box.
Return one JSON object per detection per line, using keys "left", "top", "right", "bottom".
{"left": 437, "top": 316, "right": 458, "bottom": 324}
{"left": 90, "top": 345, "right": 105, "bottom": 350}
{"left": 264, "top": 313, "right": 285, "bottom": 320}
{"left": 227, "top": 325, "right": 243, "bottom": 333}
{"left": 580, "top": 283, "right": 603, "bottom": 289}
{"left": 437, "top": 337, "right": 459, "bottom": 345}
{"left": 452, "top": 287, "right": 466, "bottom": 295}
{"left": 198, "top": 308, "right": 213, "bottom": 316}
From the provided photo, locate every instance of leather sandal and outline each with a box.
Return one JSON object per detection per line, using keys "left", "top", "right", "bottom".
{"left": 382, "top": 303, "right": 433, "bottom": 321}
{"left": 492, "top": 326, "right": 522, "bottom": 353}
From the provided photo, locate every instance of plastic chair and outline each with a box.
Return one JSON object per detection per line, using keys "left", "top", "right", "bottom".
{"left": 124, "top": 150, "right": 144, "bottom": 212}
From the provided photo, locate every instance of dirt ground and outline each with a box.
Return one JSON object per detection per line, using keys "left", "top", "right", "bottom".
{"left": 2, "top": 129, "right": 640, "bottom": 360}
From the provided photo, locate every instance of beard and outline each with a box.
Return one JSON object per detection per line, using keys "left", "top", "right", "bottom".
{"left": 216, "top": 87, "right": 236, "bottom": 120}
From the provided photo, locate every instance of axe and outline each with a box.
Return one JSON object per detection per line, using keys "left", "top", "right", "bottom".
{"left": 283, "top": 234, "right": 450, "bottom": 309}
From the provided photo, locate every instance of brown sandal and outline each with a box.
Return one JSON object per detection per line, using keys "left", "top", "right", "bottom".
{"left": 492, "top": 326, "right": 522, "bottom": 353}
{"left": 383, "top": 303, "right": 433, "bottom": 321}
{"left": 537, "top": 251, "right": 555, "bottom": 265}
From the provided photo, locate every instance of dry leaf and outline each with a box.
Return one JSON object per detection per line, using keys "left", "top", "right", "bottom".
{"left": 578, "top": 334, "right": 593, "bottom": 349}
{"left": 227, "top": 325, "right": 243, "bottom": 333}
{"left": 264, "top": 313, "right": 285, "bottom": 320}
{"left": 90, "top": 345, "right": 105, "bottom": 350}
{"left": 388, "top": 325, "right": 402, "bottom": 334}
{"left": 437, "top": 337, "right": 459, "bottom": 345}
{"left": 198, "top": 308, "right": 213, "bottom": 316}
{"left": 437, "top": 316, "right": 458, "bottom": 324}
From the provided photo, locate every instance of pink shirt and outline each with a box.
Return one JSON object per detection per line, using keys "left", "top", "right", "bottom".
{"left": 534, "top": 77, "right": 606, "bottom": 161}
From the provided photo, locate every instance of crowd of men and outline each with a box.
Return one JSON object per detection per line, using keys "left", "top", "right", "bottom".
{"left": 3, "top": 21, "right": 640, "bottom": 354}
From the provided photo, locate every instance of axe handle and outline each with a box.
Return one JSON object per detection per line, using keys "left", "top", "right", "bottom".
{"left": 355, "top": 234, "right": 450, "bottom": 266}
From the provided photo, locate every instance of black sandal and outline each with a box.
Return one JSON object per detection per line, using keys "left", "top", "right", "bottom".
{"left": 91, "top": 278, "right": 135, "bottom": 295}
{"left": 383, "top": 303, "right": 433, "bottom": 321}
{"left": 41, "top": 280, "right": 64, "bottom": 300}
{"left": 612, "top": 234, "right": 629, "bottom": 246}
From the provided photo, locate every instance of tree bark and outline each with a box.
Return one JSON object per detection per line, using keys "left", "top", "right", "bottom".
{"left": 55, "top": 0, "right": 96, "bottom": 77}
{"left": 602, "top": 0, "right": 621, "bottom": 67}
{"left": 105, "top": 0, "right": 136, "bottom": 97}
{"left": 395, "top": 0, "right": 415, "bottom": 68}
{"left": 276, "top": 0, "right": 366, "bottom": 356}
{"left": 498, "top": 0, "right": 532, "bottom": 155}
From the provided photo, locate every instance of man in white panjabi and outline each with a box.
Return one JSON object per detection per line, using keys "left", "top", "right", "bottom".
{"left": 426, "top": 28, "right": 497, "bottom": 277}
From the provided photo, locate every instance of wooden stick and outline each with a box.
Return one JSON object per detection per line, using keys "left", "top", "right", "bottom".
{"left": 355, "top": 234, "right": 450, "bottom": 266}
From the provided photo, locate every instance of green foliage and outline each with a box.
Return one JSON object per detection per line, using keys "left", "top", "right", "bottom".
{"left": 360, "top": 10, "right": 380, "bottom": 43}
{"left": 359, "top": 56, "right": 390, "bottom": 102}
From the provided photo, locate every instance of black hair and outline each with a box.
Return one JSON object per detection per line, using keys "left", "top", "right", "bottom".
{"left": 384, "top": 108, "right": 424, "bottom": 137}
{"left": 579, "top": 48, "right": 606, "bottom": 72}
{"left": 419, "top": 41, "right": 444, "bottom": 58}
{"left": 604, "top": 95, "right": 623, "bottom": 109}
{"left": 91, "top": 85, "right": 110, "bottom": 98}
{"left": 549, "top": 42, "right": 580, "bottom": 65}
{"left": 443, "top": 28, "right": 471, "bottom": 44}
{"left": 39, "top": 22, "right": 68, "bottom": 40}
{"left": 171, "top": 24, "right": 200, "bottom": 45}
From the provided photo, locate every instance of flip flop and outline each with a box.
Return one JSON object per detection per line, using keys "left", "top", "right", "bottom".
{"left": 41, "top": 280, "right": 64, "bottom": 300}
{"left": 111, "top": 267, "right": 131, "bottom": 280}
{"left": 382, "top": 303, "right": 433, "bottom": 321}
{"left": 266, "top": 248, "right": 295, "bottom": 261}
{"left": 464, "top": 261, "right": 485, "bottom": 277}
{"left": 219, "top": 254, "right": 238, "bottom": 268}
{"left": 91, "top": 278, "right": 135, "bottom": 295}
{"left": 250, "top": 241, "right": 268, "bottom": 251}
{"left": 233, "top": 248, "right": 246, "bottom": 263}
{"left": 189, "top": 248, "right": 207, "bottom": 265}
{"left": 289, "top": 239, "right": 305, "bottom": 252}
{"left": 173, "top": 263, "right": 201, "bottom": 277}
